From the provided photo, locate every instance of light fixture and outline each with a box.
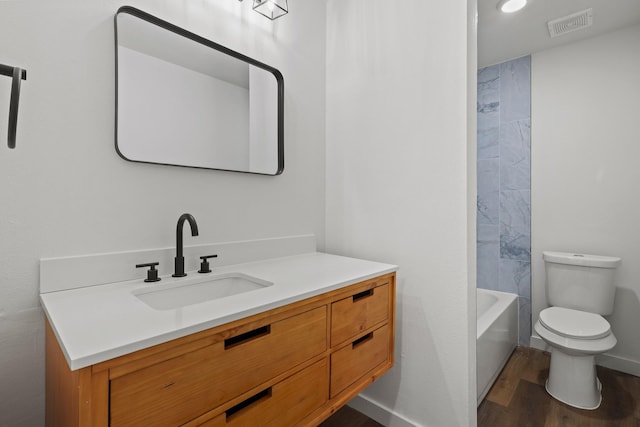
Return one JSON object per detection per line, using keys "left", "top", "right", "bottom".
{"left": 253, "top": 0, "right": 288, "bottom": 20}
{"left": 496, "top": 0, "right": 527, "bottom": 13}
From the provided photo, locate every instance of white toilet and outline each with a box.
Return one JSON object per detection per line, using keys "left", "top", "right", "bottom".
{"left": 534, "top": 251, "right": 621, "bottom": 410}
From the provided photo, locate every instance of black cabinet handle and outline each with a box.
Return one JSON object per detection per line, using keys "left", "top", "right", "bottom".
{"left": 353, "top": 289, "right": 373, "bottom": 302}
{"left": 352, "top": 332, "right": 374, "bottom": 348}
{"left": 226, "top": 387, "right": 272, "bottom": 419}
{"left": 224, "top": 325, "right": 270, "bottom": 349}
{"left": 0, "top": 64, "right": 27, "bottom": 149}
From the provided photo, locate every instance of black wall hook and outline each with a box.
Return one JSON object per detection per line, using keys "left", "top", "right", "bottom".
{"left": 0, "top": 63, "right": 27, "bottom": 149}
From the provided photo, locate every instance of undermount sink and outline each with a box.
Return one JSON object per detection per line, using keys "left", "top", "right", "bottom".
{"left": 133, "top": 272, "right": 273, "bottom": 310}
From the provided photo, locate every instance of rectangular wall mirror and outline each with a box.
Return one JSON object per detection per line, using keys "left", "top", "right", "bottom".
{"left": 115, "top": 6, "right": 284, "bottom": 175}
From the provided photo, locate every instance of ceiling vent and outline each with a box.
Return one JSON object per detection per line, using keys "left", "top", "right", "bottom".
{"left": 547, "top": 8, "right": 593, "bottom": 38}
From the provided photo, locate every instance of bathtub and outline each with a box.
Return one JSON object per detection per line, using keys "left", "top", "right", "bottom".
{"left": 477, "top": 288, "right": 518, "bottom": 406}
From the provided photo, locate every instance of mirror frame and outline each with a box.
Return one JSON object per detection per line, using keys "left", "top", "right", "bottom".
{"left": 114, "top": 6, "right": 284, "bottom": 175}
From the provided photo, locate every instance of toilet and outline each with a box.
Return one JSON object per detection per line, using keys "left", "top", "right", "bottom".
{"left": 534, "top": 251, "right": 621, "bottom": 410}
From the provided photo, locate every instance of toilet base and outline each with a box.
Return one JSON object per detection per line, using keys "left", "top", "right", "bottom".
{"left": 545, "top": 348, "right": 602, "bottom": 410}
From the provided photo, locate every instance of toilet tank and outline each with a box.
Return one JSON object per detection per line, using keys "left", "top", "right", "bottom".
{"left": 543, "top": 251, "right": 621, "bottom": 315}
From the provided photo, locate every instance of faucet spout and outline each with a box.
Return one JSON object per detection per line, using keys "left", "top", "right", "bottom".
{"left": 173, "top": 213, "right": 199, "bottom": 277}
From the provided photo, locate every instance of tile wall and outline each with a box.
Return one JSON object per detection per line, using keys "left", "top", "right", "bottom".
{"left": 477, "top": 56, "right": 531, "bottom": 345}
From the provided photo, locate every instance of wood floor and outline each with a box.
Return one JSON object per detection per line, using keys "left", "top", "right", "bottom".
{"left": 319, "top": 347, "right": 640, "bottom": 426}
{"left": 319, "top": 405, "right": 384, "bottom": 427}
{"left": 478, "top": 347, "right": 640, "bottom": 427}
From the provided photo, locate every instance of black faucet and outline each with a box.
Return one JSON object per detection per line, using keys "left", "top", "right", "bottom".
{"left": 173, "top": 213, "right": 199, "bottom": 277}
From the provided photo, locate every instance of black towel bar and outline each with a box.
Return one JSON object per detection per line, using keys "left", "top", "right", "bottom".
{"left": 0, "top": 63, "right": 27, "bottom": 149}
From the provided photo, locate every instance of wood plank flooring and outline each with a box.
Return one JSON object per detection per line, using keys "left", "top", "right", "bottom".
{"left": 478, "top": 347, "right": 640, "bottom": 427}
{"left": 319, "top": 347, "right": 640, "bottom": 426}
{"left": 319, "top": 405, "right": 384, "bottom": 427}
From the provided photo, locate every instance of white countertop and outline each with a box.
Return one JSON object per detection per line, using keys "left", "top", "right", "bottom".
{"left": 41, "top": 252, "right": 397, "bottom": 370}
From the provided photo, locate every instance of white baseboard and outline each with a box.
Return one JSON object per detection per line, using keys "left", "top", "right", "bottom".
{"left": 530, "top": 335, "right": 640, "bottom": 377}
{"left": 348, "top": 394, "right": 419, "bottom": 427}
{"left": 597, "top": 353, "right": 640, "bottom": 377}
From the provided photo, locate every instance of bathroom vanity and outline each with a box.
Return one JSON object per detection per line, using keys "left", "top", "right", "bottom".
{"left": 42, "top": 252, "right": 396, "bottom": 426}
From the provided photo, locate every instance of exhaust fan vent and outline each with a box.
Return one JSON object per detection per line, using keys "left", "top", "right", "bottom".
{"left": 547, "top": 8, "right": 593, "bottom": 38}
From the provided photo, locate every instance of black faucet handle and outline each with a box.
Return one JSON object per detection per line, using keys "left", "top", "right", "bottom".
{"left": 136, "top": 262, "right": 161, "bottom": 282}
{"left": 198, "top": 254, "right": 218, "bottom": 274}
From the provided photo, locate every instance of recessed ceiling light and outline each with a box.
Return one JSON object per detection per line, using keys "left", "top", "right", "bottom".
{"left": 496, "top": 0, "right": 527, "bottom": 13}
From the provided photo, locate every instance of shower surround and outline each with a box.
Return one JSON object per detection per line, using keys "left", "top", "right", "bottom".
{"left": 477, "top": 56, "right": 531, "bottom": 346}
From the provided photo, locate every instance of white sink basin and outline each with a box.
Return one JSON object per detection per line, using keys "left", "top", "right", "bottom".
{"left": 133, "top": 272, "right": 273, "bottom": 310}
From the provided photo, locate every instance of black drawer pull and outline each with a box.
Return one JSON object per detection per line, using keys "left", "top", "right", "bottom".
{"left": 226, "top": 387, "right": 272, "bottom": 419}
{"left": 225, "top": 325, "right": 270, "bottom": 349}
{"left": 352, "top": 289, "right": 373, "bottom": 301}
{"left": 352, "top": 332, "right": 373, "bottom": 348}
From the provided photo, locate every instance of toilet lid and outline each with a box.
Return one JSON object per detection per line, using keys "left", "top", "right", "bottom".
{"left": 539, "top": 307, "right": 611, "bottom": 340}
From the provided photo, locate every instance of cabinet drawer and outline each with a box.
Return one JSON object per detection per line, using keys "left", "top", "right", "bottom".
{"left": 331, "top": 283, "right": 389, "bottom": 346}
{"left": 206, "top": 359, "right": 328, "bottom": 427}
{"left": 330, "top": 324, "right": 390, "bottom": 398}
{"left": 110, "top": 306, "right": 327, "bottom": 427}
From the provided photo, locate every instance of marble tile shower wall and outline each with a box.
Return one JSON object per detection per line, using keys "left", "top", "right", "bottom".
{"left": 477, "top": 56, "right": 531, "bottom": 346}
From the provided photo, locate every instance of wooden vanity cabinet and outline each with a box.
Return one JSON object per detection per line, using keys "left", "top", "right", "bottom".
{"left": 46, "top": 272, "right": 395, "bottom": 427}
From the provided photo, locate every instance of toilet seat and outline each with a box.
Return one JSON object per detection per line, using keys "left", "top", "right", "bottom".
{"left": 539, "top": 307, "right": 611, "bottom": 340}
{"left": 535, "top": 319, "right": 616, "bottom": 356}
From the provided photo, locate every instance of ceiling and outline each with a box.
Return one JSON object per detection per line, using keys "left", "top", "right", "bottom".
{"left": 478, "top": 0, "right": 640, "bottom": 68}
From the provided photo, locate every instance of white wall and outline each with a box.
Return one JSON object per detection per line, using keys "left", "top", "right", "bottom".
{"left": 531, "top": 24, "right": 640, "bottom": 375}
{"left": 325, "top": 1, "right": 477, "bottom": 426}
{"left": 0, "top": 0, "right": 326, "bottom": 424}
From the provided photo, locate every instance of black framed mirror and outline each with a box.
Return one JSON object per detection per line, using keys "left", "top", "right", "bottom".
{"left": 115, "top": 6, "right": 284, "bottom": 175}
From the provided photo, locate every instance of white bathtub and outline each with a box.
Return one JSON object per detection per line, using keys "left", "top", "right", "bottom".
{"left": 477, "top": 288, "right": 518, "bottom": 406}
